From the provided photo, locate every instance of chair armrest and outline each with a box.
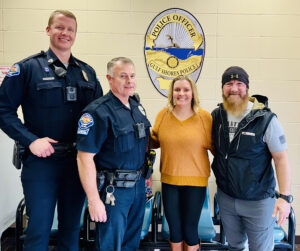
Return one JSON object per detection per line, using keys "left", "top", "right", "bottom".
{"left": 213, "top": 193, "right": 220, "bottom": 225}
{"left": 83, "top": 203, "right": 91, "bottom": 242}
{"left": 151, "top": 191, "right": 161, "bottom": 243}
{"left": 274, "top": 190, "right": 295, "bottom": 246}
{"left": 16, "top": 197, "right": 26, "bottom": 249}
{"left": 287, "top": 206, "right": 295, "bottom": 247}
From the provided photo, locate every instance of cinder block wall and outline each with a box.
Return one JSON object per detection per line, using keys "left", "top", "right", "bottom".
{"left": 0, "top": 0, "right": 299, "bottom": 234}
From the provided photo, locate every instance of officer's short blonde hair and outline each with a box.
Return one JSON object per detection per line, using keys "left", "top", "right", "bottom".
{"left": 107, "top": 57, "right": 135, "bottom": 77}
{"left": 48, "top": 10, "right": 77, "bottom": 30}
{"left": 167, "top": 75, "right": 200, "bottom": 113}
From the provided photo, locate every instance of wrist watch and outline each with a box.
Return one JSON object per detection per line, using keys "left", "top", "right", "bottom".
{"left": 279, "top": 194, "right": 293, "bottom": 203}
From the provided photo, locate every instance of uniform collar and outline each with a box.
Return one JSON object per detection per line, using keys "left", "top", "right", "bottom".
{"left": 108, "top": 91, "right": 140, "bottom": 110}
{"left": 129, "top": 95, "right": 139, "bottom": 108}
{"left": 46, "top": 48, "right": 79, "bottom": 67}
{"left": 108, "top": 91, "right": 129, "bottom": 110}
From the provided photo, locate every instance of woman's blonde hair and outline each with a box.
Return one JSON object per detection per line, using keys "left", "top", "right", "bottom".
{"left": 167, "top": 75, "right": 200, "bottom": 113}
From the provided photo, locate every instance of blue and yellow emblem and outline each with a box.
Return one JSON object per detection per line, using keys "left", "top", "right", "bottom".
{"left": 144, "top": 8, "right": 205, "bottom": 97}
{"left": 77, "top": 113, "right": 94, "bottom": 135}
{"left": 6, "top": 64, "right": 20, "bottom": 77}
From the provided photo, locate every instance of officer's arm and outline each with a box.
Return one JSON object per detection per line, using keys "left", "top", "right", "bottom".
{"left": 272, "top": 150, "right": 291, "bottom": 226}
{"left": 77, "top": 150, "right": 107, "bottom": 222}
{"left": 0, "top": 63, "right": 38, "bottom": 146}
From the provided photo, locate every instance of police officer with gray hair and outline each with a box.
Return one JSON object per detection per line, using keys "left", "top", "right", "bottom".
{"left": 77, "top": 57, "right": 151, "bottom": 251}
{"left": 0, "top": 10, "right": 102, "bottom": 250}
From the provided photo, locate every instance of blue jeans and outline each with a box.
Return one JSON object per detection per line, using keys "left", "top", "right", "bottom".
{"left": 95, "top": 178, "right": 146, "bottom": 251}
{"left": 217, "top": 188, "right": 275, "bottom": 251}
{"left": 21, "top": 154, "right": 85, "bottom": 251}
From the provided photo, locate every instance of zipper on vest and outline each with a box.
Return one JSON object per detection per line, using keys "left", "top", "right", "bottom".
{"left": 236, "top": 133, "right": 242, "bottom": 151}
{"left": 233, "top": 114, "right": 264, "bottom": 151}
{"left": 218, "top": 124, "right": 222, "bottom": 147}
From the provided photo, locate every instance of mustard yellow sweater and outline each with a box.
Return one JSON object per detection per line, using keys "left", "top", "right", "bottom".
{"left": 151, "top": 108, "right": 213, "bottom": 186}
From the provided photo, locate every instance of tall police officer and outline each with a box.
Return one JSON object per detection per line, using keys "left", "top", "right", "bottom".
{"left": 77, "top": 57, "right": 151, "bottom": 251}
{"left": 0, "top": 10, "right": 102, "bottom": 251}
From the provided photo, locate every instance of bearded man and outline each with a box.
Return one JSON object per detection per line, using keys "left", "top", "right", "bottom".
{"left": 211, "top": 66, "right": 292, "bottom": 251}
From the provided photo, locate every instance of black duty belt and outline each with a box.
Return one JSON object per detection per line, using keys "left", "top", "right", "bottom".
{"left": 97, "top": 169, "right": 142, "bottom": 191}
{"left": 51, "top": 142, "right": 76, "bottom": 158}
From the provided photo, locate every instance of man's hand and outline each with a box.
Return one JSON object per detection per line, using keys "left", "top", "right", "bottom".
{"left": 145, "top": 175, "right": 152, "bottom": 187}
{"left": 272, "top": 198, "right": 291, "bottom": 226}
{"left": 88, "top": 198, "right": 107, "bottom": 222}
{"left": 29, "top": 137, "right": 58, "bottom": 157}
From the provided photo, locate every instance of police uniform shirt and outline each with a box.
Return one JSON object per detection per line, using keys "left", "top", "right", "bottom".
{"left": 76, "top": 91, "right": 151, "bottom": 171}
{"left": 0, "top": 49, "right": 103, "bottom": 147}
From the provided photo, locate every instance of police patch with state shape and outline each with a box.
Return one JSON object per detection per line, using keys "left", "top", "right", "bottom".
{"left": 6, "top": 64, "right": 20, "bottom": 77}
{"left": 77, "top": 113, "right": 94, "bottom": 135}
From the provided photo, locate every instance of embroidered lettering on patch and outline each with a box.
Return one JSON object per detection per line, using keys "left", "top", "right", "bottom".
{"left": 279, "top": 135, "right": 286, "bottom": 144}
{"left": 77, "top": 113, "right": 94, "bottom": 135}
{"left": 6, "top": 64, "right": 20, "bottom": 77}
{"left": 241, "top": 131, "right": 255, "bottom": 136}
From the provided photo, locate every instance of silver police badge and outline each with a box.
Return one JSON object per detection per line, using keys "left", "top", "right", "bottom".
{"left": 138, "top": 105, "right": 146, "bottom": 116}
{"left": 144, "top": 8, "right": 205, "bottom": 97}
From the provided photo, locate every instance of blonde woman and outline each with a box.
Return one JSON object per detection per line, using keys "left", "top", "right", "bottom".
{"left": 151, "top": 75, "right": 213, "bottom": 251}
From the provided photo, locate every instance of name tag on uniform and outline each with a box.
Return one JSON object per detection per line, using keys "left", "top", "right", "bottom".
{"left": 241, "top": 131, "right": 255, "bottom": 136}
{"left": 42, "top": 77, "right": 55, "bottom": 81}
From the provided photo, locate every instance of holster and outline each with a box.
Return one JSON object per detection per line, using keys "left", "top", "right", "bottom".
{"left": 141, "top": 150, "right": 156, "bottom": 179}
{"left": 12, "top": 141, "right": 26, "bottom": 170}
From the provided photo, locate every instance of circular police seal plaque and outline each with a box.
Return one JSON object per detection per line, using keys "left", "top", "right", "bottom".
{"left": 144, "top": 8, "right": 205, "bottom": 97}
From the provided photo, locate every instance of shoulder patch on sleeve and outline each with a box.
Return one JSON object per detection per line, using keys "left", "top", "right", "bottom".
{"left": 279, "top": 135, "right": 286, "bottom": 144}
{"left": 6, "top": 64, "right": 20, "bottom": 77}
{"left": 77, "top": 113, "right": 94, "bottom": 135}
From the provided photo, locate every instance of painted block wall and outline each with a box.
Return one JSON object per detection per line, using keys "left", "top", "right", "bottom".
{"left": 0, "top": 0, "right": 299, "bottom": 235}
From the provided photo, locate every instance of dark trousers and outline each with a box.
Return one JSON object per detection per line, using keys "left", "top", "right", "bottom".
{"left": 95, "top": 178, "right": 146, "bottom": 251}
{"left": 162, "top": 183, "right": 206, "bottom": 245}
{"left": 21, "top": 154, "right": 85, "bottom": 251}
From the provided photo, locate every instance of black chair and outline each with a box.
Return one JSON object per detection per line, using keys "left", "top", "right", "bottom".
{"left": 15, "top": 198, "right": 87, "bottom": 251}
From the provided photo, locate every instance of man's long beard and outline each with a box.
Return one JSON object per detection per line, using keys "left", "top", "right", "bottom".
{"left": 223, "top": 90, "right": 249, "bottom": 117}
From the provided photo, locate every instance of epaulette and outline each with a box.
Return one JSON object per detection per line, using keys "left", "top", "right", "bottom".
{"left": 73, "top": 57, "right": 95, "bottom": 72}
{"left": 73, "top": 57, "right": 93, "bottom": 69}
{"left": 73, "top": 56, "right": 88, "bottom": 66}
{"left": 85, "top": 95, "right": 110, "bottom": 111}
{"left": 96, "top": 95, "right": 110, "bottom": 105}
{"left": 19, "top": 50, "right": 46, "bottom": 64}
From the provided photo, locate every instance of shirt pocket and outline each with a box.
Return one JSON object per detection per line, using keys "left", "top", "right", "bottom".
{"left": 113, "top": 125, "right": 136, "bottom": 153}
{"left": 36, "top": 81, "right": 64, "bottom": 107}
{"left": 77, "top": 81, "right": 96, "bottom": 104}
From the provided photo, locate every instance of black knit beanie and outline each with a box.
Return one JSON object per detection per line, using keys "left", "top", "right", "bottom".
{"left": 222, "top": 66, "right": 249, "bottom": 88}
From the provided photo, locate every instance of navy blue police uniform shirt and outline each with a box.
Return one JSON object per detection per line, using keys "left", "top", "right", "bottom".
{"left": 0, "top": 49, "right": 103, "bottom": 147}
{"left": 77, "top": 91, "right": 151, "bottom": 171}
